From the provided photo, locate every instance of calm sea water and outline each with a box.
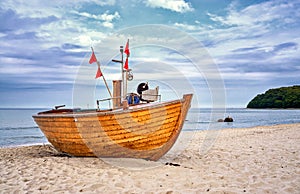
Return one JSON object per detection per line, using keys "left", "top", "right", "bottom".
{"left": 0, "top": 108, "right": 299, "bottom": 147}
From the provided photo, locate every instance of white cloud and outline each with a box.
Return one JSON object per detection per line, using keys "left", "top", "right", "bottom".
{"left": 99, "top": 11, "right": 120, "bottom": 22}
{"left": 0, "top": 0, "right": 116, "bottom": 18}
{"left": 74, "top": 11, "right": 120, "bottom": 29}
{"left": 74, "top": 31, "right": 108, "bottom": 47}
{"left": 220, "top": 69, "right": 276, "bottom": 81}
{"left": 145, "top": 0, "right": 193, "bottom": 13}
{"left": 174, "top": 23, "right": 201, "bottom": 31}
{"left": 207, "top": 1, "right": 297, "bottom": 27}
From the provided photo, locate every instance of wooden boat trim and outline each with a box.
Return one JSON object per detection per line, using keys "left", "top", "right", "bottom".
{"left": 34, "top": 99, "right": 182, "bottom": 118}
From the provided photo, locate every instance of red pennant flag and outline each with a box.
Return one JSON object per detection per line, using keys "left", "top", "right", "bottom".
{"left": 124, "top": 39, "right": 130, "bottom": 56}
{"left": 89, "top": 51, "right": 97, "bottom": 64}
{"left": 95, "top": 66, "right": 102, "bottom": 79}
{"left": 124, "top": 57, "right": 129, "bottom": 70}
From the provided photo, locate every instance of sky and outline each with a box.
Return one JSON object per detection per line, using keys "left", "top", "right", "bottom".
{"left": 0, "top": 0, "right": 299, "bottom": 108}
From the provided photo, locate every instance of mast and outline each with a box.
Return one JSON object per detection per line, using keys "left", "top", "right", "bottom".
{"left": 123, "top": 39, "right": 130, "bottom": 100}
{"left": 112, "top": 45, "right": 125, "bottom": 101}
{"left": 121, "top": 46, "right": 124, "bottom": 100}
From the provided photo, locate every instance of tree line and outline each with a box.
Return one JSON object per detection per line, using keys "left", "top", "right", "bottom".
{"left": 247, "top": 85, "right": 300, "bottom": 108}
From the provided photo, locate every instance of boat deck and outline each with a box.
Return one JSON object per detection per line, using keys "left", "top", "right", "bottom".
{"left": 35, "top": 99, "right": 183, "bottom": 118}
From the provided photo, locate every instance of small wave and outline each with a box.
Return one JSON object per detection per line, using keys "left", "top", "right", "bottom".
{"left": 1, "top": 135, "right": 44, "bottom": 140}
{"left": 183, "top": 128, "right": 201, "bottom": 131}
{"left": 0, "top": 126, "right": 39, "bottom": 131}
{"left": 186, "top": 121, "right": 212, "bottom": 124}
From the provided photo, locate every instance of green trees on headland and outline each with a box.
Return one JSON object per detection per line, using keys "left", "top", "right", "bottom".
{"left": 247, "top": 85, "right": 300, "bottom": 108}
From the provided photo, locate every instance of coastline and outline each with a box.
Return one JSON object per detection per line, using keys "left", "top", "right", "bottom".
{"left": 1, "top": 123, "right": 299, "bottom": 193}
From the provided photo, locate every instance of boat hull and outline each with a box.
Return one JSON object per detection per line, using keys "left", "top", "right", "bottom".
{"left": 33, "top": 94, "right": 192, "bottom": 161}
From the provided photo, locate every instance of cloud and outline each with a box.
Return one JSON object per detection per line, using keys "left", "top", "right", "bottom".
{"left": 232, "top": 46, "right": 261, "bottom": 53}
{"left": 73, "top": 10, "right": 120, "bottom": 29}
{"left": 0, "top": 0, "right": 116, "bottom": 18}
{"left": 207, "top": 1, "right": 298, "bottom": 27}
{"left": 174, "top": 22, "right": 203, "bottom": 31}
{"left": 145, "top": 0, "right": 193, "bottom": 13}
{"left": 231, "top": 42, "right": 298, "bottom": 55}
{"left": 273, "top": 42, "right": 298, "bottom": 53}
{"left": 0, "top": 8, "right": 58, "bottom": 33}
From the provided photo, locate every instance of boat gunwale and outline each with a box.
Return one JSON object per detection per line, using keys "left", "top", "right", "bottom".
{"left": 33, "top": 98, "right": 185, "bottom": 118}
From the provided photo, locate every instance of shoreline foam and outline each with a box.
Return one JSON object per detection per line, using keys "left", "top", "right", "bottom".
{"left": 1, "top": 123, "right": 299, "bottom": 193}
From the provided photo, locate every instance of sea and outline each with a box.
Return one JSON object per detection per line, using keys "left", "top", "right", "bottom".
{"left": 0, "top": 108, "right": 300, "bottom": 148}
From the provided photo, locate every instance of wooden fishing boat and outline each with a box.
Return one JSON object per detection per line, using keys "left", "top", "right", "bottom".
{"left": 33, "top": 41, "right": 193, "bottom": 161}
{"left": 33, "top": 94, "right": 192, "bottom": 161}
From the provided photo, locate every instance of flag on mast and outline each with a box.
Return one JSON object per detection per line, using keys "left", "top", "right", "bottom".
{"left": 89, "top": 51, "right": 97, "bottom": 64}
{"left": 124, "top": 39, "right": 130, "bottom": 56}
{"left": 124, "top": 57, "right": 129, "bottom": 70}
{"left": 95, "top": 66, "right": 102, "bottom": 78}
{"left": 124, "top": 39, "right": 130, "bottom": 70}
{"left": 89, "top": 48, "right": 102, "bottom": 78}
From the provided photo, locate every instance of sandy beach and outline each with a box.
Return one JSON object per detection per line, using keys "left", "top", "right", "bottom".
{"left": 1, "top": 123, "right": 299, "bottom": 193}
